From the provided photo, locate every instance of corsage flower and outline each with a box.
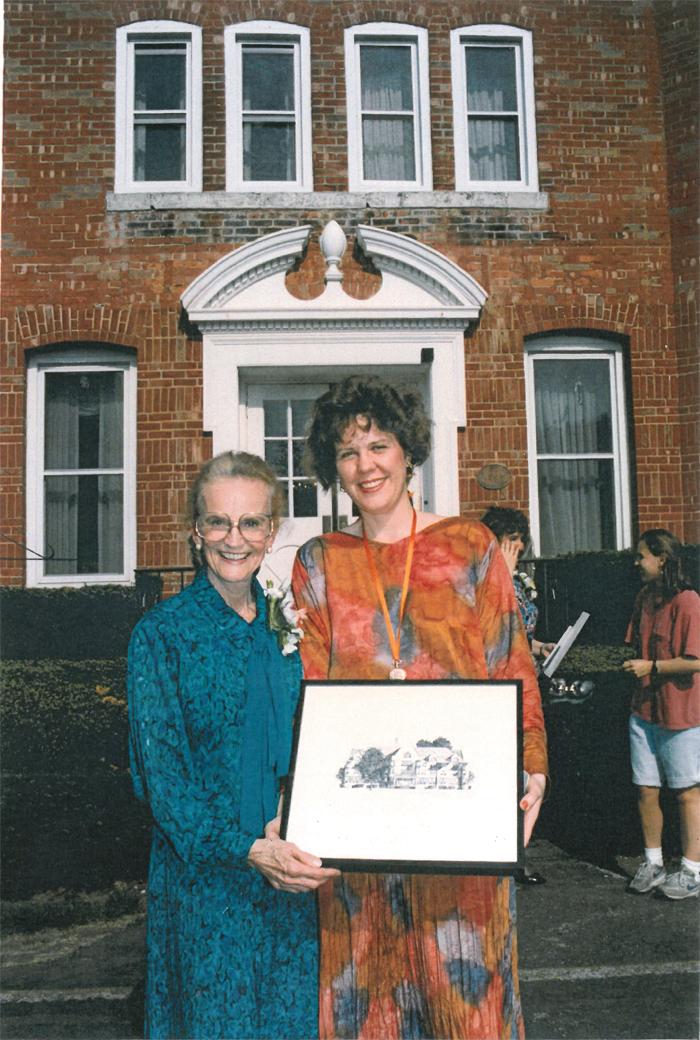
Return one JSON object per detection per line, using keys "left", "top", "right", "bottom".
{"left": 264, "top": 580, "right": 307, "bottom": 656}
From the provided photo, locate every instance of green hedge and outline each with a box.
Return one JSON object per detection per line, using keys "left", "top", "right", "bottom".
{"left": 0, "top": 659, "right": 151, "bottom": 900}
{"left": 0, "top": 579, "right": 159, "bottom": 660}
{"left": 532, "top": 544, "right": 699, "bottom": 646}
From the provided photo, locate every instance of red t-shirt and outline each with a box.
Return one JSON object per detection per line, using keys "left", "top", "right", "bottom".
{"left": 626, "top": 588, "right": 700, "bottom": 730}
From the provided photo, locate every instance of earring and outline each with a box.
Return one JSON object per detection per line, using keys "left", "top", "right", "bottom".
{"left": 406, "top": 459, "right": 415, "bottom": 481}
{"left": 194, "top": 540, "right": 203, "bottom": 550}
{"left": 265, "top": 546, "right": 273, "bottom": 555}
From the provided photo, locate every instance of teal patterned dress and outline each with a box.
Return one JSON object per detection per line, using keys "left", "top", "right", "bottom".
{"left": 128, "top": 569, "right": 319, "bottom": 1040}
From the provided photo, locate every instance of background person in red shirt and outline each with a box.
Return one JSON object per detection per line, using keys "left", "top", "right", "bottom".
{"left": 623, "top": 529, "right": 700, "bottom": 900}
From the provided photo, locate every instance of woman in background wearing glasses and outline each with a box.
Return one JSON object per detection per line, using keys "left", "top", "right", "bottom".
{"left": 127, "top": 451, "right": 337, "bottom": 1040}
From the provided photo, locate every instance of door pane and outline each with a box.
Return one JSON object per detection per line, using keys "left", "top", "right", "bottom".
{"left": 264, "top": 399, "right": 287, "bottom": 437}
{"left": 293, "top": 479, "right": 317, "bottom": 517}
{"left": 264, "top": 440, "right": 288, "bottom": 476}
{"left": 534, "top": 359, "right": 613, "bottom": 454}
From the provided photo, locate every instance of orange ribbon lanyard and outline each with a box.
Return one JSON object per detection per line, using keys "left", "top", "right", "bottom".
{"left": 362, "top": 506, "right": 417, "bottom": 668}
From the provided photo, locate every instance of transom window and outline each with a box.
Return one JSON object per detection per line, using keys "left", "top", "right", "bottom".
{"left": 26, "top": 349, "right": 137, "bottom": 586}
{"left": 225, "top": 22, "right": 313, "bottom": 191}
{"left": 115, "top": 21, "right": 202, "bottom": 193}
{"left": 525, "top": 336, "right": 632, "bottom": 556}
{"left": 451, "top": 25, "right": 538, "bottom": 192}
{"left": 345, "top": 23, "right": 432, "bottom": 191}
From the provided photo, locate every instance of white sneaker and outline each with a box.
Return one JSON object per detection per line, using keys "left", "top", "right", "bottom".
{"left": 626, "top": 860, "right": 667, "bottom": 894}
{"left": 658, "top": 867, "right": 700, "bottom": 900}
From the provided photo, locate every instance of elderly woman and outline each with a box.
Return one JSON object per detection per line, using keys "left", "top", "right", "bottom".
{"left": 291, "top": 376, "right": 548, "bottom": 1040}
{"left": 128, "top": 451, "right": 337, "bottom": 1040}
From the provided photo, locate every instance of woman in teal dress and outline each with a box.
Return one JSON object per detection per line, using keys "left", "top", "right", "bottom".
{"left": 128, "top": 451, "right": 338, "bottom": 1040}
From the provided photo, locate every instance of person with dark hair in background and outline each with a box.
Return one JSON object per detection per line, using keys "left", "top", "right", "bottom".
{"left": 128, "top": 451, "right": 337, "bottom": 1039}
{"left": 623, "top": 528, "right": 700, "bottom": 900}
{"left": 481, "top": 506, "right": 554, "bottom": 887}
{"left": 292, "top": 375, "right": 548, "bottom": 1040}
{"left": 480, "top": 507, "right": 555, "bottom": 667}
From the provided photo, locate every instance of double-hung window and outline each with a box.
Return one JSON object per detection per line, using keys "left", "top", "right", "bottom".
{"left": 225, "top": 22, "right": 313, "bottom": 191}
{"left": 26, "top": 349, "right": 137, "bottom": 586}
{"left": 115, "top": 21, "right": 203, "bottom": 193}
{"left": 451, "top": 25, "right": 538, "bottom": 192}
{"left": 524, "top": 335, "right": 632, "bottom": 557}
{"left": 345, "top": 23, "right": 432, "bottom": 192}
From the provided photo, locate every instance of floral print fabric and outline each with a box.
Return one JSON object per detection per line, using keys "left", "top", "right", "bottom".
{"left": 128, "top": 569, "right": 319, "bottom": 1040}
{"left": 292, "top": 517, "right": 548, "bottom": 1040}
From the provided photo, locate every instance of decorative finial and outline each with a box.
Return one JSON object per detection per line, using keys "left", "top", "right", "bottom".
{"left": 320, "top": 220, "right": 346, "bottom": 284}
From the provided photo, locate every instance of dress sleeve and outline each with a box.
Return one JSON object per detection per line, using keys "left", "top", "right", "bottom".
{"left": 292, "top": 540, "right": 333, "bottom": 680}
{"left": 475, "top": 534, "right": 548, "bottom": 777}
{"left": 127, "top": 619, "right": 258, "bottom": 870}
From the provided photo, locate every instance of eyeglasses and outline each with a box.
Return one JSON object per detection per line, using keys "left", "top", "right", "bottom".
{"left": 195, "top": 512, "right": 273, "bottom": 544}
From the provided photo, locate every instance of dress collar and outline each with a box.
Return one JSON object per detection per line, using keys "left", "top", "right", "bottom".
{"left": 190, "top": 568, "right": 268, "bottom": 633}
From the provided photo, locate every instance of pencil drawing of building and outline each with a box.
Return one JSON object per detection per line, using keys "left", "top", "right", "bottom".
{"left": 338, "top": 741, "right": 474, "bottom": 791}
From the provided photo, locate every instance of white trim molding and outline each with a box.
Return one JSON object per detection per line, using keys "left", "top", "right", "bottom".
{"left": 114, "top": 20, "right": 203, "bottom": 194}
{"left": 345, "top": 22, "right": 433, "bottom": 193}
{"left": 224, "top": 21, "right": 313, "bottom": 192}
{"left": 451, "top": 24, "right": 539, "bottom": 193}
{"left": 181, "top": 222, "right": 488, "bottom": 518}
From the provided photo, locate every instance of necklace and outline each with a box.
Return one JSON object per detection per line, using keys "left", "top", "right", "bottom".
{"left": 362, "top": 506, "right": 417, "bottom": 680}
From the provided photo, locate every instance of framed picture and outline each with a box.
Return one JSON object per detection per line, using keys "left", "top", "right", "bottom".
{"left": 281, "top": 680, "right": 524, "bottom": 875}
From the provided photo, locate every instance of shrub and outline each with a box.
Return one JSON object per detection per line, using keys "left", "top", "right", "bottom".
{"left": 0, "top": 659, "right": 151, "bottom": 900}
{"left": 0, "top": 578, "right": 159, "bottom": 661}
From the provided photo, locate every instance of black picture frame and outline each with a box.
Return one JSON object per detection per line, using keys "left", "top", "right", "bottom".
{"left": 281, "top": 679, "right": 524, "bottom": 875}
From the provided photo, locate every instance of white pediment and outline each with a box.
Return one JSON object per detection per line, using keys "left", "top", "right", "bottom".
{"left": 181, "top": 222, "right": 487, "bottom": 328}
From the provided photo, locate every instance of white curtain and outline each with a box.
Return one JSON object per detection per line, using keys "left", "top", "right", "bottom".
{"left": 360, "top": 45, "right": 415, "bottom": 181}
{"left": 43, "top": 372, "right": 123, "bottom": 575}
{"left": 362, "top": 117, "right": 415, "bottom": 180}
{"left": 535, "top": 360, "right": 614, "bottom": 555}
{"left": 468, "top": 118, "right": 518, "bottom": 181}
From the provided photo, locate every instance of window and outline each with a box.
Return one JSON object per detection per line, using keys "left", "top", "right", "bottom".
{"left": 345, "top": 23, "right": 433, "bottom": 191}
{"left": 524, "top": 335, "right": 632, "bottom": 557}
{"left": 225, "top": 22, "right": 313, "bottom": 192}
{"left": 451, "top": 25, "right": 538, "bottom": 192}
{"left": 26, "top": 349, "right": 137, "bottom": 586}
{"left": 115, "top": 21, "right": 202, "bottom": 193}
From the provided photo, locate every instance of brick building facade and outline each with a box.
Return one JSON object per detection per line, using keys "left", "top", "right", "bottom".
{"left": 1, "top": 0, "right": 697, "bottom": 590}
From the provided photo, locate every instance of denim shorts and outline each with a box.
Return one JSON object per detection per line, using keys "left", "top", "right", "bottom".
{"left": 630, "top": 714, "right": 700, "bottom": 789}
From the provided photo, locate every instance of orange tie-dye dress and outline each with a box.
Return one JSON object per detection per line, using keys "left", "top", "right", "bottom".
{"left": 291, "top": 518, "right": 548, "bottom": 1040}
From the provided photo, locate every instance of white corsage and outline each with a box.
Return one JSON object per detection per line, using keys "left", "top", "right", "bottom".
{"left": 263, "top": 580, "right": 306, "bottom": 656}
{"left": 517, "top": 571, "right": 538, "bottom": 601}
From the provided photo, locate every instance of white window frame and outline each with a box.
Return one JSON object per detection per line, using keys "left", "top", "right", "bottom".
{"left": 26, "top": 349, "right": 137, "bottom": 587}
{"left": 225, "top": 21, "right": 313, "bottom": 192}
{"left": 524, "top": 335, "right": 632, "bottom": 557}
{"left": 450, "top": 24, "right": 538, "bottom": 192}
{"left": 114, "top": 20, "right": 203, "bottom": 194}
{"left": 345, "top": 22, "right": 433, "bottom": 192}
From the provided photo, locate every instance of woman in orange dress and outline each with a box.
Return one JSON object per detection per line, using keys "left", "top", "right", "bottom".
{"left": 291, "top": 376, "right": 548, "bottom": 1040}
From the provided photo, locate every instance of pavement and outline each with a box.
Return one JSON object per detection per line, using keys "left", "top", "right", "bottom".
{"left": 1, "top": 840, "right": 698, "bottom": 1040}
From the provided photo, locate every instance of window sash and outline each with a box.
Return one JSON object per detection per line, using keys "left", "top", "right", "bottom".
{"left": 463, "top": 42, "right": 523, "bottom": 184}
{"left": 26, "top": 358, "right": 136, "bottom": 585}
{"left": 357, "top": 42, "right": 419, "bottom": 184}
{"left": 525, "top": 346, "right": 631, "bottom": 556}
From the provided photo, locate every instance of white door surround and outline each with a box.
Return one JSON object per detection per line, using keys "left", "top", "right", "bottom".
{"left": 181, "top": 221, "right": 488, "bottom": 518}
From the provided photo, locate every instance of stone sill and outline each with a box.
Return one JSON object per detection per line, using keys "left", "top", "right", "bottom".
{"left": 107, "top": 190, "right": 549, "bottom": 212}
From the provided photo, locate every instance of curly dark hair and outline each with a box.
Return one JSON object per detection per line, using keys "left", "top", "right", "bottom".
{"left": 184, "top": 451, "right": 284, "bottom": 571}
{"left": 480, "top": 506, "right": 530, "bottom": 546}
{"left": 303, "top": 376, "right": 432, "bottom": 489}
{"left": 638, "top": 528, "right": 693, "bottom": 604}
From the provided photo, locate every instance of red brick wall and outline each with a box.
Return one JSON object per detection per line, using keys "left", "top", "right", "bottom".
{"left": 2, "top": 0, "right": 697, "bottom": 584}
